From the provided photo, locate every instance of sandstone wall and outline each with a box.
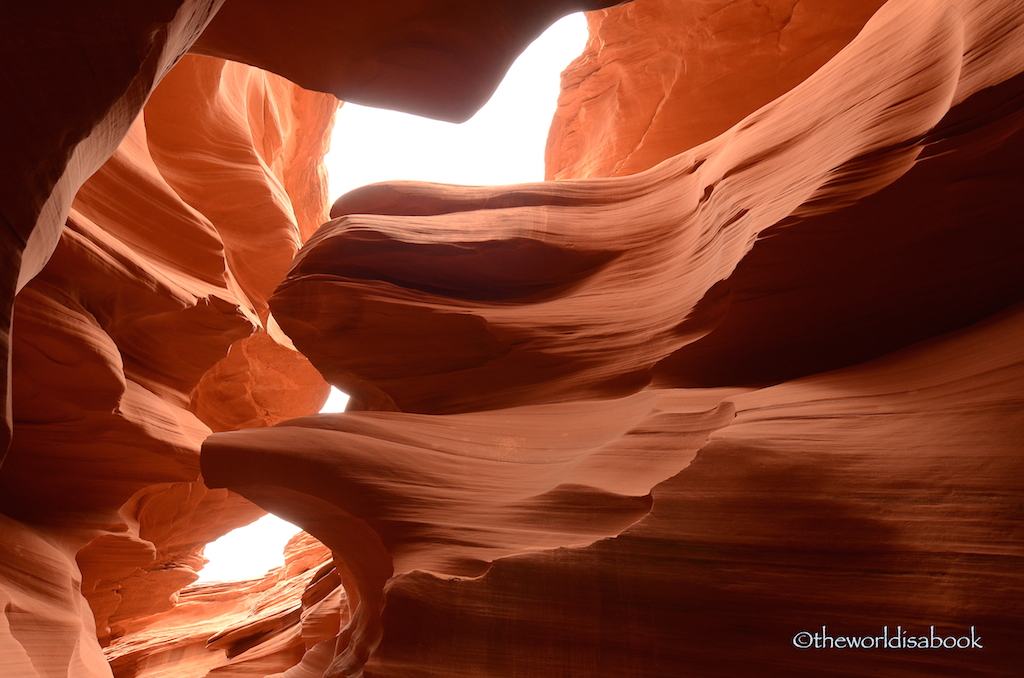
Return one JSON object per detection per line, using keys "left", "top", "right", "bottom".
{"left": 0, "top": 2, "right": 638, "bottom": 676}
{"left": 211, "top": 0, "right": 1024, "bottom": 675}
{"left": 1, "top": 54, "right": 336, "bottom": 676}
{"left": 546, "top": 0, "right": 889, "bottom": 178}
{"left": 3, "top": 0, "right": 1023, "bottom": 676}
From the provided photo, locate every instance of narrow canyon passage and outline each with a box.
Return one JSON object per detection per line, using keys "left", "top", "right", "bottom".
{"left": 1, "top": 1, "right": 1022, "bottom": 677}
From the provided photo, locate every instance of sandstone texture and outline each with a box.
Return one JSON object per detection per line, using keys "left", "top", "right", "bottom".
{"left": 1, "top": 0, "right": 226, "bottom": 464}
{"left": 1, "top": 49, "right": 337, "bottom": 676}
{"left": 0, "top": 0, "right": 618, "bottom": 465}
{"left": 218, "top": 0, "right": 1024, "bottom": 675}
{"left": 546, "top": 0, "right": 891, "bottom": 178}
{"left": 104, "top": 533, "right": 336, "bottom": 678}
{"left": 192, "top": 0, "right": 627, "bottom": 122}
{"left": 4, "top": 0, "right": 1024, "bottom": 676}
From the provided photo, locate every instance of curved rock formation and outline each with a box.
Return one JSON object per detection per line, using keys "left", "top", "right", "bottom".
{"left": 0, "top": 2, "right": 647, "bottom": 676}
{"left": 1, "top": 0, "right": 227, "bottom": 459}
{"left": 359, "top": 302, "right": 1024, "bottom": 678}
{"left": 192, "top": 0, "right": 628, "bottom": 122}
{"left": 4, "top": 0, "right": 1024, "bottom": 676}
{"left": 546, "top": 0, "right": 890, "bottom": 179}
{"left": 104, "top": 532, "right": 335, "bottom": 678}
{"left": 0, "top": 52, "right": 335, "bottom": 675}
{"left": 272, "top": 0, "right": 1024, "bottom": 414}
{"left": 202, "top": 389, "right": 740, "bottom": 674}
{"left": 202, "top": 0, "right": 1024, "bottom": 675}
{"left": 0, "top": 0, "right": 617, "bottom": 464}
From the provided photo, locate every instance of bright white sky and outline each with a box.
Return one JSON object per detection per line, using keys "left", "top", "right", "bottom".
{"left": 327, "top": 12, "right": 588, "bottom": 198}
{"left": 195, "top": 13, "right": 589, "bottom": 584}
{"left": 195, "top": 387, "right": 350, "bottom": 582}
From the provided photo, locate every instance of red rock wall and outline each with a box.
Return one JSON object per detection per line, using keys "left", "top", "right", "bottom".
{"left": 103, "top": 533, "right": 336, "bottom": 678}
{"left": 4, "top": 0, "right": 1024, "bottom": 676}
{"left": 1, "top": 0, "right": 227, "bottom": 472}
{"left": 360, "top": 304, "right": 1024, "bottom": 678}
{"left": 546, "top": 0, "right": 889, "bottom": 179}
{"left": 204, "top": 0, "right": 1024, "bottom": 675}
{"left": 0, "top": 2, "right": 639, "bottom": 676}
{"left": 0, "top": 53, "right": 336, "bottom": 675}
{"left": 0, "top": 0, "right": 620, "bottom": 466}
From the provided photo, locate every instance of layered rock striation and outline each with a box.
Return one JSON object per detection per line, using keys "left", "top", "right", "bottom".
{"left": 4, "top": 0, "right": 1024, "bottom": 676}
{"left": 1, "top": 2, "right": 644, "bottom": 676}
{"left": 104, "top": 532, "right": 337, "bottom": 678}
{"left": 0, "top": 0, "right": 622, "bottom": 466}
{"left": 546, "top": 0, "right": 891, "bottom": 179}
{"left": 210, "top": 0, "right": 1024, "bottom": 675}
{"left": 1, "top": 52, "right": 336, "bottom": 675}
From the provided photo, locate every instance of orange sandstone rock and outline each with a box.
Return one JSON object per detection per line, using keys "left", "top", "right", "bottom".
{"left": 546, "top": 0, "right": 889, "bottom": 179}
{"left": 274, "top": 0, "right": 1024, "bottom": 414}
{"left": 78, "top": 484, "right": 267, "bottom": 647}
{"left": 5, "top": 0, "right": 1024, "bottom": 676}
{"left": 203, "top": 388, "right": 739, "bottom": 676}
{"left": 193, "top": 0, "right": 629, "bottom": 122}
{"left": 103, "top": 532, "right": 335, "bottom": 678}
{"left": 0, "top": 514, "right": 112, "bottom": 678}
{"left": 1, "top": 2, "right": 634, "bottom": 675}
{"left": 1, "top": 52, "right": 335, "bottom": 675}
{"left": 201, "top": 0, "right": 1024, "bottom": 675}
{"left": 361, "top": 303, "right": 1024, "bottom": 677}
{"left": 0, "top": 0, "right": 226, "bottom": 460}
{"left": 3, "top": 54, "right": 336, "bottom": 526}
{"left": 2, "top": 0, "right": 607, "bottom": 462}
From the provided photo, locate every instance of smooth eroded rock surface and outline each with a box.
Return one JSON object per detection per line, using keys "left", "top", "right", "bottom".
{"left": 361, "top": 302, "right": 1024, "bottom": 677}
{"left": 192, "top": 0, "right": 628, "bottom": 122}
{"left": 5, "top": 0, "right": 1024, "bottom": 676}
{"left": 204, "top": 0, "right": 1024, "bottom": 675}
{"left": 0, "top": 2, "right": 648, "bottom": 675}
{"left": 104, "top": 532, "right": 336, "bottom": 678}
{"left": 273, "top": 0, "right": 1024, "bottom": 413}
{"left": 546, "top": 0, "right": 889, "bottom": 179}
{"left": 1, "top": 51, "right": 335, "bottom": 676}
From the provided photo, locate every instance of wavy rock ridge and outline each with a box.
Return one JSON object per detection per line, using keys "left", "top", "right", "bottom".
{"left": 215, "top": 0, "right": 1024, "bottom": 675}
{"left": 0, "top": 1, "right": 636, "bottom": 676}
{"left": 3, "top": 0, "right": 1024, "bottom": 676}
{"left": 1, "top": 51, "right": 337, "bottom": 675}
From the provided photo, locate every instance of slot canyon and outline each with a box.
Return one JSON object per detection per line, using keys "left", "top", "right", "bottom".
{"left": 1, "top": 0, "right": 1022, "bottom": 676}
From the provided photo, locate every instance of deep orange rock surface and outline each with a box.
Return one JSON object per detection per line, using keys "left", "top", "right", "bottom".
{"left": 3, "top": 0, "right": 1024, "bottom": 676}
{"left": 1, "top": 50, "right": 336, "bottom": 675}
{"left": 546, "top": 0, "right": 890, "bottom": 179}
{"left": 1, "top": 0, "right": 227, "bottom": 460}
{"left": 273, "top": 0, "right": 1024, "bottom": 415}
{"left": 103, "top": 532, "right": 336, "bottom": 678}
{"left": 0, "top": 0, "right": 616, "bottom": 464}
{"left": 221, "top": 0, "right": 1023, "bottom": 675}
{"left": 356, "top": 303, "right": 1024, "bottom": 677}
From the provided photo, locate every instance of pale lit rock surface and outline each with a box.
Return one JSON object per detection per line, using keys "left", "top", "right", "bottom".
{"left": 0, "top": 514, "right": 112, "bottom": 678}
{"left": 104, "top": 533, "right": 335, "bottom": 678}
{"left": 78, "top": 484, "right": 268, "bottom": 647}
